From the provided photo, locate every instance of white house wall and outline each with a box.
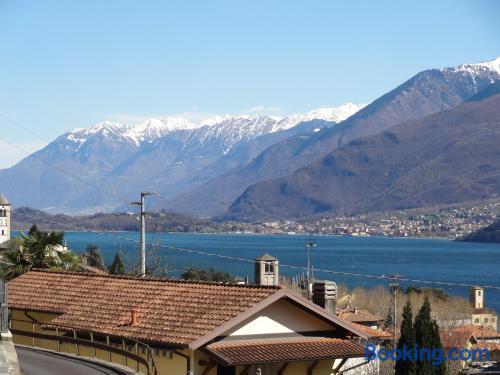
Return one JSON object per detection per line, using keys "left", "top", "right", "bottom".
{"left": 225, "top": 299, "right": 335, "bottom": 338}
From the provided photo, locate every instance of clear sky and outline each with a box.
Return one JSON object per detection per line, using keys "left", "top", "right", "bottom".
{"left": 1, "top": 0, "right": 499, "bottom": 168}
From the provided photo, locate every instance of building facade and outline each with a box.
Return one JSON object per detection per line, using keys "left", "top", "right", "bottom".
{"left": 0, "top": 194, "right": 10, "bottom": 246}
{"left": 470, "top": 287, "right": 498, "bottom": 331}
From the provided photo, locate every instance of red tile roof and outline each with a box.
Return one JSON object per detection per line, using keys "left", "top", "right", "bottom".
{"left": 345, "top": 321, "right": 392, "bottom": 340}
{"left": 8, "top": 270, "right": 370, "bottom": 348}
{"left": 337, "top": 307, "right": 383, "bottom": 323}
{"left": 440, "top": 330, "right": 477, "bottom": 349}
{"left": 206, "top": 337, "right": 365, "bottom": 365}
{"left": 447, "top": 325, "right": 500, "bottom": 340}
{"left": 8, "top": 270, "right": 280, "bottom": 346}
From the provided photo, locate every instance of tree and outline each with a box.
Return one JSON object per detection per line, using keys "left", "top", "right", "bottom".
{"left": 395, "top": 300, "right": 416, "bottom": 375}
{"left": 4, "top": 225, "right": 78, "bottom": 279}
{"left": 84, "top": 244, "right": 105, "bottom": 270}
{"left": 414, "top": 297, "right": 446, "bottom": 375}
{"left": 108, "top": 253, "right": 125, "bottom": 275}
{"left": 181, "top": 267, "right": 236, "bottom": 283}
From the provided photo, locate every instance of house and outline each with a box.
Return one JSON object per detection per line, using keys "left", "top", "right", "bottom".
{"left": 337, "top": 306, "right": 384, "bottom": 331}
{"left": 8, "top": 269, "right": 386, "bottom": 375}
{"left": 470, "top": 287, "right": 498, "bottom": 331}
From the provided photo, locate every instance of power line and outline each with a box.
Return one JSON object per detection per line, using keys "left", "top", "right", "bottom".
{"left": 0, "top": 113, "right": 48, "bottom": 142}
{"left": 0, "top": 134, "right": 131, "bottom": 206}
{"left": 12, "top": 210, "right": 500, "bottom": 292}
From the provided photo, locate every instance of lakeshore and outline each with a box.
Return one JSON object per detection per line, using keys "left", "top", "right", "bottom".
{"left": 25, "top": 231, "right": 500, "bottom": 313}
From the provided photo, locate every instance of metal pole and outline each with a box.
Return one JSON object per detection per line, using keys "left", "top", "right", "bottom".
{"left": 305, "top": 242, "right": 317, "bottom": 300}
{"left": 140, "top": 193, "right": 146, "bottom": 277}
{"left": 132, "top": 192, "right": 157, "bottom": 278}
{"left": 390, "top": 275, "right": 400, "bottom": 349}
{"left": 307, "top": 245, "right": 311, "bottom": 299}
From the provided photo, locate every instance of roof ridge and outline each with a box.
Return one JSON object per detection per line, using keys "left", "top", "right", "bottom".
{"left": 27, "top": 269, "right": 282, "bottom": 290}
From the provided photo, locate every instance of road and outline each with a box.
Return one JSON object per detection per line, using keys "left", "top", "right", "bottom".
{"left": 16, "top": 346, "right": 136, "bottom": 375}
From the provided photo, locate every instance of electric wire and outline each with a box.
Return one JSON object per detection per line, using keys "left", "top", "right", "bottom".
{"left": 4, "top": 114, "right": 500, "bottom": 291}
{"left": 12, "top": 210, "right": 500, "bottom": 292}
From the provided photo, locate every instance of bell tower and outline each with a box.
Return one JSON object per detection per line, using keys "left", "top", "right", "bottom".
{"left": 0, "top": 194, "right": 10, "bottom": 245}
{"left": 254, "top": 253, "right": 279, "bottom": 286}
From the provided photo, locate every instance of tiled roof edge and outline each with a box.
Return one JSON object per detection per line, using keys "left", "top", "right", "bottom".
{"left": 25, "top": 269, "right": 282, "bottom": 290}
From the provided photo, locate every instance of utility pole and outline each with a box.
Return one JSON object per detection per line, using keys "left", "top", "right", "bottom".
{"left": 131, "top": 192, "right": 157, "bottom": 277}
{"left": 389, "top": 274, "right": 400, "bottom": 349}
{"left": 305, "top": 241, "right": 318, "bottom": 299}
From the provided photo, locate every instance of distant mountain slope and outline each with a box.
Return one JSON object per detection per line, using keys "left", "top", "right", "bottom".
{"left": 225, "top": 88, "right": 500, "bottom": 220}
{"left": 166, "top": 58, "right": 500, "bottom": 216}
{"left": 460, "top": 221, "right": 500, "bottom": 243}
{"left": 0, "top": 104, "right": 362, "bottom": 213}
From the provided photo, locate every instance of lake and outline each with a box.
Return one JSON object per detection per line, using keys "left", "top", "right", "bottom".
{"left": 15, "top": 231, "right": 500, "bottom": 312}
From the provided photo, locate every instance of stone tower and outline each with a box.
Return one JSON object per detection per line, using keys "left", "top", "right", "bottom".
{"left": 0, "top": 194, "right": 10, "bottom": 245}
{"left": 470, "top": 286, "right": 484, "bottom": 310}
{"left": 254, "top": 253, "right": 279, "bottom": 286}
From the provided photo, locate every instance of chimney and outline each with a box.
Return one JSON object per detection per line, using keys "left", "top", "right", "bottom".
{"left": 131, "top": 309, "right": 138, "bottom": 325}
{"left": 312, "top": 281, "right": 337, "bottom": 315}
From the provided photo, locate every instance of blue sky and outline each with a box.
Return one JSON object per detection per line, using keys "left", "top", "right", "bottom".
{"left": 1, "top": 0, "right": 499, "bottom": 168}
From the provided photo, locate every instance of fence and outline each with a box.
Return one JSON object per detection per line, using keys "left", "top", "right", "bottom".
{"left": 10, "top": 318, "right": 159, "bottom": 375}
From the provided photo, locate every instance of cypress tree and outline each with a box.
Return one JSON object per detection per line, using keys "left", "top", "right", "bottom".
{"left": 414, "top": 297, "right": 446, "bottom": 375}
{"left": 84, "top": 244, "right": 105, "bottom": 270}
{"left": 108, "top": 253, "right": 125, "bottom": 275}
{"left": 395, "top": 300, "right": 416, "bottom": 375}
{"left": 430, "top": 318, "right": 446, "bottom": 375}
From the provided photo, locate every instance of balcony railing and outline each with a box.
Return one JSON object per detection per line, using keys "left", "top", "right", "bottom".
{"left": 9, "top": 318, "right": 159, "bottom": 375}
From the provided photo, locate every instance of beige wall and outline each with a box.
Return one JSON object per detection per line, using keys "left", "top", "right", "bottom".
{"left": 225, "top": 299, "right": 334, "bottom": 338}
{"left": 235, "top": 357, "right": 376, "bottom": 375}
{"left": 471, "top": 312, "right": 498, "bottom": 331}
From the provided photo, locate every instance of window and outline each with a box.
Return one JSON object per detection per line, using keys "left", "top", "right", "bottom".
{"left": 264, "top": 262, "right": 274, "bottom": 273}
{"left": 478, "top": 291, "right": 482, "bottom": 296}
{"left": 484, "top": 318, "right": 489, "bottom": 323}
{"left": 492, "top": 318, "right": 496, "bottom": 323}
{"left": 475, "top": 318, "right": 480, "bottom": 323}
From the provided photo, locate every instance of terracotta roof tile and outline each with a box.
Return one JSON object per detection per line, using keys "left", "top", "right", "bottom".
{"left": 8, "top": 270, "right": 280, "bottom": 346}
{"left": 344, "top": 321, "right": 392, "bottom": 340}
{"left": 337, "top": 307, "right": 383, "bottom": 323}
{"left": 447, "top": 325, "right": 500, "bottom": 340}
{"left": 206, "top": 337, "right": 365, "bottom": 365}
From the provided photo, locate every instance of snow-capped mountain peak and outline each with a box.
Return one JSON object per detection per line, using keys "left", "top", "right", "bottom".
{"left": 273, "top": 102, "right": 366, "bottom": 132}
{"left": 63, "top": 102, "right": 366, "bottom": 149}
{"left": 66, "top": 121, "right": 127, "bottom": 144}
{"left": 440, "top": 57, "right": 500, "bottom": 77}
{"left": 126, "top": 117, "right": 197, "bottom": 143}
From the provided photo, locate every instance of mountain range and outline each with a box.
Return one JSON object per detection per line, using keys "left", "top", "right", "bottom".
{"left": 225, "top": 84, "right": 500, "bottom": 220}
{"left": 0, "top": 104, "right": 363, "bottom": 213}
{"left": 1, "top": 57, "right": 499, "bottom": 220}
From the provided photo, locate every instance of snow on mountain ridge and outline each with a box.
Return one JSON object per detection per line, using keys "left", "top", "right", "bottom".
{"left": 273, "top": 102, "right": 366, "bottom": 132}
{"left": 64, "top": 102, "right": 366, "bottom": 148}
{"left": 126, "top": 117, "right": 197, "bottom": 143}
{"left": 440, "top": 56, "right": 500, "bottom": 77}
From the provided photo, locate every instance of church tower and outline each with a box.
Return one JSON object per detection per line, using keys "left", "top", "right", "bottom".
{"left": 0, "top": 194, "right": 10, "bottom": 245}
{"left": 254, "top": 253, "right": 279, "bottom": 286}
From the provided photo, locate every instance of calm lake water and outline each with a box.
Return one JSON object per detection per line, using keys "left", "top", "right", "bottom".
{"left": 15, "top": 231, "right": 500, "bottom": 312}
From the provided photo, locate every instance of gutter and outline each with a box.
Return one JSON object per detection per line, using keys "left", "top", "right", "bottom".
{"left": 173, "top": 350, "right": 192, "bottom": 375}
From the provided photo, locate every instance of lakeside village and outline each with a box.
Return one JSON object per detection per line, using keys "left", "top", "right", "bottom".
{"left": 254, "top": 200, "right": 500, "bottom": 239}
{"left": 1, "top": 193, "right": 500, "bottom": 375}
